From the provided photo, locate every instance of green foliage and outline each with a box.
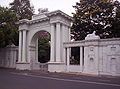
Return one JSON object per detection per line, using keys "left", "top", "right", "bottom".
{"left": 10, "top": 0, "right": 34, "bottom": 20}
{"left": 38, "top": 32, "right": 50, "bottom": 63}
{"left": 72, "top": 0, "right": 120, "bottom": 40}
{"left": 0, "top": 6, "right": 18, "bottom": 47}
{"left": 0, "top": 0, "right": 34, "bottom": 47}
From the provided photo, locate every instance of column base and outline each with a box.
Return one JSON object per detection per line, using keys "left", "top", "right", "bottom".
{"left": 48, "top": 62, "right": 66, "bottom": 72}
{"left": 16, "top": 62, "right": 30, "bottom": 70}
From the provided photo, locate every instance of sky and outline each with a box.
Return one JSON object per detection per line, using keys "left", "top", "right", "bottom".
{"left": 0, "top": 0, "right": 79, "bottom": 16}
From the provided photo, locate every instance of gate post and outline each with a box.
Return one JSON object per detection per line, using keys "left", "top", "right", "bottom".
{"left": 16, "top": 19, "right": 30, "bottom": 70}
{"left": 66, "top": 47, "right": 70, "bottom": 72}
{"left": 83, "top": 31, "right": 100, "bottom": 75}
{"left": 80, "top": 46, "right": 83, "bottom": 72}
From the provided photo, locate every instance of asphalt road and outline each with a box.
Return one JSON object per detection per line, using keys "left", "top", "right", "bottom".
{"left": 0, "top": 68, "right": 120, "bottom": 89}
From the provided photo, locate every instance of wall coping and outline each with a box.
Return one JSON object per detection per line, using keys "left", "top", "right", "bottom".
{"left": 64, "top": 38, "right": 120, "bottom": 47}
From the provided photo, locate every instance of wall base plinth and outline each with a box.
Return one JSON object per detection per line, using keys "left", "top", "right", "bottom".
{"left": 82, "top": 69, "right": 99, "bottom": 75}
{"left": 48, "top": 62, "right": 66, "bottom": 72}
{"left": 16, "top": 62, "right": 30, "bottom": 70}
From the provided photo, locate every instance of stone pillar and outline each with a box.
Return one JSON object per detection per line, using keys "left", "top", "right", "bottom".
{"left": 67, "top": 47, "right": 70, "bottom": 72}
{"left": 83, "top": 31, "right": 100, "bottom": 75}
{"left": 64, "top": 25, "right": 69, "bottom": 41}
{"left": 62, "top": 25, "right": 65, "bottom": 62}
{"left": 80, "top": 46, "right": 83, "bottom": 71}
{"left": 62, "top": 48, "right": 66, "bottom": 63}
{"left": 68, "top": 26, "right": 71, "bottom": 41}
{"left": 36, "top": 38, "right": 38, "bottom": 63}
{"left": 56, "top": 23, "right": 61, "bottom": 62}
{"left": 22, "top": 30, "right": 27, "bottom": 62}
{"left": 18, "top": 30, "right": 22, "bottom": 62}
{"left": 50, "top": 24, "right": 55, "bottom": 62}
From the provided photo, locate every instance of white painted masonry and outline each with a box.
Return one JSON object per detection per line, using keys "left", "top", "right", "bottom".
{"left": 0, "top": 10, "right": 120, "bottom": 76}
{"left": 50, "top": 24, "right": 55, "bottom": 62}
{"left": 0, "top": 44, "right": 18, "bottom": 68}
{"left": 56, "top": 22, "right": 61, "bottom": 62}
{"left": 16, "top": 10, "right": 72, "bottom": 71}
{"left": 64, "top": 37, "right": 120, "bottom": 76}
{"left": 18, "top": 30, "right": 22, "bottom": 62}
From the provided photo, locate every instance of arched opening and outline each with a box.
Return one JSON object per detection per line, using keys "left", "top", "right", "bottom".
{"left": 30, "top": 30, "right": 51, "bottom": 70}
{"left": 38, "top": 31, "right": 50, "bottom": 63}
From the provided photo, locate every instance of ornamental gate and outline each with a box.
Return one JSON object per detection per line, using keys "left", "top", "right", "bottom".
{"left": 16, "top": 9, "right": 120, "bottom": 76}
{"left": 16, "top": 9, "right": 72, "bottom": 71}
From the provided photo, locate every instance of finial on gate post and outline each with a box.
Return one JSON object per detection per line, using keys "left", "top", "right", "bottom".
{"left": 85, "top": 31, "right": 100, "bottom": 40}
{"left": 38, "top": 8, "right": 49, "bottom": 14}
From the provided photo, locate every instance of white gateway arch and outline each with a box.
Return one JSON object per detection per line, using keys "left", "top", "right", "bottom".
{"left": 16, "top": 10, "right": 72, "bottom": 72}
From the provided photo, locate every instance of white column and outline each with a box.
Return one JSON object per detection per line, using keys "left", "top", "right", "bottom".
{"left": 68, "top": 27, "right": 71, "bottom": 41}
{"left": 36, "top": 38, "right": 38, "bottom": 63}
{"left": 62, "top": 48, "right": 66, "bottom": 62}
{"left": 56, "top": 23, "right": 61, "bottom": 62}
{"left": 22, "top": 30, "right": 27, "bottom": 62}
{"left": 61, "top": 24, "right": 66, "bottom": 62}
{"left": 65, "top": 26, "right": 70, "bottom": 42}
{"left": 80, "top": 46, "right": 83, "bottom": 71}
{"left": 50, "top": 24, "right": 55, "bottom": 62}
{"left": 18, "top": 30, "right": 22, "bottom": 62}
{"left": 67, "top": 48, "right": 70, "bottom": 72}
{"left": 62, "top": 25, "right": 65, "bottom": 62}
{"left": 62, "top": 25, "right": 66, "bottom": 42}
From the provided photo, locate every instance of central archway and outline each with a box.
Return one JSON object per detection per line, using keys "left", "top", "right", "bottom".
{"left": 30, "top": 30, "right": 51, "bottom": 70}
{"left": 16, "top": 10, "right": 72, "bottom": 71}
{"left": 38, "top": 31, "right": 50, "bottom": 63}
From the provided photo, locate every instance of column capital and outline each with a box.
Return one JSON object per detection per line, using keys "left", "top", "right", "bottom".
{"left": 50, "top": 20, "right": 71, "bottom": 27}
{"left": 19, "top": 23, "right": 29, "bottom": 31}
{"left": 56, "top": 22, "right": 61, "bottom": 25}
{"left": 19, "top": 29, "right": 28, "bottom": 31}
{"left": 50, "top": 23, "right": 55, "bottom": 25}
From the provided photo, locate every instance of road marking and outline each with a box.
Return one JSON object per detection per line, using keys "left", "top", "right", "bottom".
{"left": 11, "top": 72, "right": 120, "bottom": 87}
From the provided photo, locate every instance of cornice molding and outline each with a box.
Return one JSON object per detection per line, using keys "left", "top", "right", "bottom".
{"left": 46, "top": 10, "right": 73, "bottom": 21}
{"left": 17, "top": 10, "right": 73, "bottom": 25}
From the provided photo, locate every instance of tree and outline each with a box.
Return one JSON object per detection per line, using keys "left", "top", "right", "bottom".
{"left": 71, "top": 0, "right": 120, "bottom": 40}
{"left": 0, "top": 0, "right": 34, "bottom": 47}
{"left": 7, "top": 0, "right": 34, "bottom": 47}
{"left": 111, "top": 1, "right": 120, "bottom": 37}
{"left": 10, "top": 0, "right": 34, "bottom": 20}
{"left": 0, "top": 6, "right": 18, "bottom": 47}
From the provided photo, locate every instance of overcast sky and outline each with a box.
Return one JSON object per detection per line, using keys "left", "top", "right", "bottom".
{"left": 0, "top": 0, "right": 79, "bottom": 16}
